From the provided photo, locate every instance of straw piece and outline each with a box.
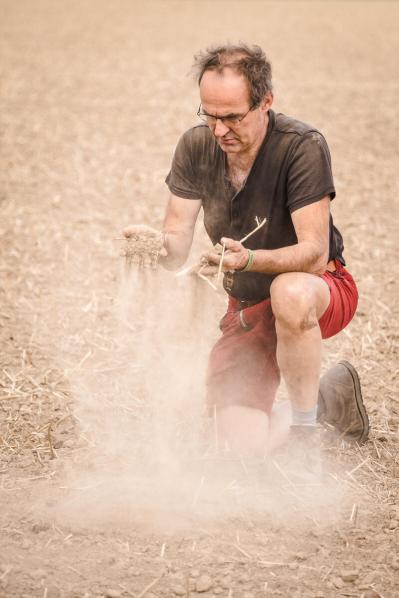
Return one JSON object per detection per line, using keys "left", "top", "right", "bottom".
{"left": 232, "top": 543, "right": 252, "bottom": 559}
{"left": 346, "top": 457, "right": 370, "bottom": 476}
{"left": 137, "top": 574, "right": 164, "bottom": 598}
{"left": 239, "top": 217, "right": 267, "bottom": 244}
{"left": 350, "top": 503, "right": 358, "bottom": 525}
{"left": 175, "top": 263, "right": 199, "bottom": 277}
{"left": 198, "top": 272, "right": 217, "bottom": 291}
{"left": 216, "top": 243, "right": 226, "bottom": 285}
{"left": 175, "top": 218, "right": 267, "bottom": 280}
{"left": 47, "top": 425, "right": 57, "bottom": 460}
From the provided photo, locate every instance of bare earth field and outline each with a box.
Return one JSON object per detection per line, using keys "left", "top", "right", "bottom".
{"left": 1, "top": 1, "right": 398, "bottom": 597}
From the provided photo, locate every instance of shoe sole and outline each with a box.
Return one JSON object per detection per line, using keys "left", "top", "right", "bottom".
{"left": 338, "top": 359, "right": 370, "bottom": 444}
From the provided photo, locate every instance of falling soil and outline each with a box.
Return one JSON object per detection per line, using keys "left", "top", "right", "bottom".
{"left": 122, "top": 230, "right": 164, "bottom": 270}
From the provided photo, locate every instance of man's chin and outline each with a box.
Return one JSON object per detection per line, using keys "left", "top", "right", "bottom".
{"left": 218, "top": 139, "right": 241, "bottom": 152}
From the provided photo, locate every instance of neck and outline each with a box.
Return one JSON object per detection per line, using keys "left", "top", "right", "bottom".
{"left": 227, "top": 112, "right": 269, "bottom": 170}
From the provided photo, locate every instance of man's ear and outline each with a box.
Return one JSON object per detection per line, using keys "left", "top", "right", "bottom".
{"left": 260, "top": 92, "right": 274, "bottom": 112}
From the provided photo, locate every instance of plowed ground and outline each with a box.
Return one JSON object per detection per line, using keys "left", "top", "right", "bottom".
{"left": 1, "top": 2, "right": 398, "bottom": 597}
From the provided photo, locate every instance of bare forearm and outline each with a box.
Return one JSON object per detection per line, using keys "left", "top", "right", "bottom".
{"left": 202, "top": 198, "right": 331, "bottom": 277}
{"left": 203, "top": 239, "right": 328, "bottom": 277}
{"left": 251, "top": 241, "right": 329, "bottom": 276}
{"left": 159, "top": 229, "right": 194, "bottom": 270}
{"left": 158, "top": 195, "right": 201, "bottom": 270}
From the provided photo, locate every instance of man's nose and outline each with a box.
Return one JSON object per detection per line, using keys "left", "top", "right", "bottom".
{"left": 213, "top": 118, "right": 230, "bottom": 137}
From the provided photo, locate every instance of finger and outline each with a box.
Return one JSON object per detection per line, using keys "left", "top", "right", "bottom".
{"left": 220, "top": 237, "right": 243, "bottom": 252}
{"left": 198, "top": 264, "right": 218, "bottom": 277}
{"left": 202, "top": 251, "right": 222, "bottom": 265}
{"left": 122, "top": 225, "right": 137, "bottom": 238}
{"left": 122, "top": 224, "right": 156, "bottom": 238}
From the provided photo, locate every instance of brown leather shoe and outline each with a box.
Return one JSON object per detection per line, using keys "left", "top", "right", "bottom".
{"left": 318, "top": 361, "right": 369, "bottom": 444}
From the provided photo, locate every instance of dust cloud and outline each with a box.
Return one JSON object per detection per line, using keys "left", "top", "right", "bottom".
{"left": 50, "top": 255, "right": 347, "bottom": 534}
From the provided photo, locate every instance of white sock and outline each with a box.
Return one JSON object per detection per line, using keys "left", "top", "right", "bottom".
{"left": 291, "top": 405, "right": 318, "bottom": 426}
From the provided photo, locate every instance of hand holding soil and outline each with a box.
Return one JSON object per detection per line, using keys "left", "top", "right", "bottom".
{"left": 122, "top": 224, "right": 167, "bottom": 269}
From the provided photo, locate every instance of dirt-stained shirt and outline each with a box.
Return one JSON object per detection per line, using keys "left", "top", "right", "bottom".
{"left": 165, "top": 109, "right": 344, "bottom": 301}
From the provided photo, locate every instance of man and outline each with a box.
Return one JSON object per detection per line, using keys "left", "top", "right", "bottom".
{"left": 124, "top": 44, "right": 368, "bottom": 459}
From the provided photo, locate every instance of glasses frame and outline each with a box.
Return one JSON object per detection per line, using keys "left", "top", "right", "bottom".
{"left": 197, "top": 103, "right": 258, "bottom": 128}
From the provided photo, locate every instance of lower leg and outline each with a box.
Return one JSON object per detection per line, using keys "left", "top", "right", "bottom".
{"left": 270, "top": 273, "right": 330, "bottom": 422}
{"left": 275, "top": 320, "right": 322, "bottom": 414}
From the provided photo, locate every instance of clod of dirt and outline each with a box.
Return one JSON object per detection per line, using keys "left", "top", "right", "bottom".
{"left": 190, "top": 569, "right": 201, "bottom": 578}
{"left": 122, "top": 231, "right": 164, "bottom": 270}
{"left": 170, "top": 583, "right": 186, "bottom": 596}
{"left": 314, "top": 592, "right": 325, "bottom": 598}
{"left": 390, "top": 556, "right": 399, "bottom": 570}
{"left": 195, "top": 574, "right": 213, "bottom": 592}
{"left": 390, "top": 506, "right": 399, "bottom": 518}
{"left": 21, "top": 538, "right": 32, "bottom": 549}
{"left": 294, "top": 551, "right": 307, "bottom": 561}
{"left": 31, "top": 522, "right": 50, "bottom": 534}
{"left": 340, "top": 570, "right": 359, "bottom": 582}
{"left": 387, "top": 519, "right": 398, "bottom": 530}
{"left": 375, "top": 552, "right": 385, "bottom": 564}
{"left": 331, "top": 576, "right": 344, "bottom": 589}
{"left": 220, "top": 576, "right": 232, "bottom": 589}
{"left": 362, "top": 591, "right": 381, "bottom": 598}
{"left": 105, "top": 589, "right": 122, "bottom": 598}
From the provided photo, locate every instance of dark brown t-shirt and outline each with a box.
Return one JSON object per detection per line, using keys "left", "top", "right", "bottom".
{"left": 165, "top": 109, "right": 344, "bottom": 301}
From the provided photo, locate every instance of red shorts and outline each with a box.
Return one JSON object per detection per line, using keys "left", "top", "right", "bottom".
{"left": 206, "top": 261, "right": 358, "bottom": 414}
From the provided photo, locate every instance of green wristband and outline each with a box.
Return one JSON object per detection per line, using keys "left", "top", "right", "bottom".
{"left": 240, "top": 249, "right": 255, "bottom": 272}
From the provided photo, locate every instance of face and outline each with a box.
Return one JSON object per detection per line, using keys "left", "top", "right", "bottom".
{"left": 199, "top": 67, "right": 273, "bottom": 155}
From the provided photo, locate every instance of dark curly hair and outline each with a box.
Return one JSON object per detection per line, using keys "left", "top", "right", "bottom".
{"left": 192, "top": 43, "right": 273, "bottom": 106}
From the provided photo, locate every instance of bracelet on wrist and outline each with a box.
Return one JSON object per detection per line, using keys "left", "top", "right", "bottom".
{"left": 240, "top": 249, "right": 255, "bottom": 272}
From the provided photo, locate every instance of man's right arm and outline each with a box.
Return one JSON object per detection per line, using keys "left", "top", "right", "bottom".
{"left": 160, "top": 193, "right": 202, "bottom": 270}
{"left": 123, "top": 193, "right": 201, "bottom": 271}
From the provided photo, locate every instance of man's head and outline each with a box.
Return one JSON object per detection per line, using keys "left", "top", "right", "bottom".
{"left": 193, "top": 43, "right": 274, "bottom": 155}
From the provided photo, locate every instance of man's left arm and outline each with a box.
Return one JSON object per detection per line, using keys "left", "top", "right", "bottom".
{"left": 203, "top": 196, "right": 330, "bottom": 276}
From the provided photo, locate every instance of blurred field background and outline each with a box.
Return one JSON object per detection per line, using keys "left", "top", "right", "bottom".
{"left": 1, "top": 1, "right": 399, "bottom": 597}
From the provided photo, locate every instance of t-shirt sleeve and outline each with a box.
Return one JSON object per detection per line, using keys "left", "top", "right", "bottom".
{"left": 165, "top": 130, "right": 203, "bottom": 200}
{"left": 286, "top": 131, "right": 336, "bottom": 213}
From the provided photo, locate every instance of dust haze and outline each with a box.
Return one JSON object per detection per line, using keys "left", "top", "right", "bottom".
{"left": 49, "top": 253, "right": 347, "bottom": 534}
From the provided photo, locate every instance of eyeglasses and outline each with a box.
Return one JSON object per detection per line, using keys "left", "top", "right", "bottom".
{"left": 197, "top": 103, "right": 257, "bottom": 128}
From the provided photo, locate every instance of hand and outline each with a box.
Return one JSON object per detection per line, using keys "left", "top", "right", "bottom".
{"left": 201, "top": 237, "right": 251, "bottom": 273}
{"left": 123, "top": 223, "right": 160, "bottom": 239}
{"left": 122, "top": 224, "right": 168, "bottom": 256}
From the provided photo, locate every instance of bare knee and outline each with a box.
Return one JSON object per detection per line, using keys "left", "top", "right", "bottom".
{"left": 270, "top": 273, "right": 320, "bottom": 334}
